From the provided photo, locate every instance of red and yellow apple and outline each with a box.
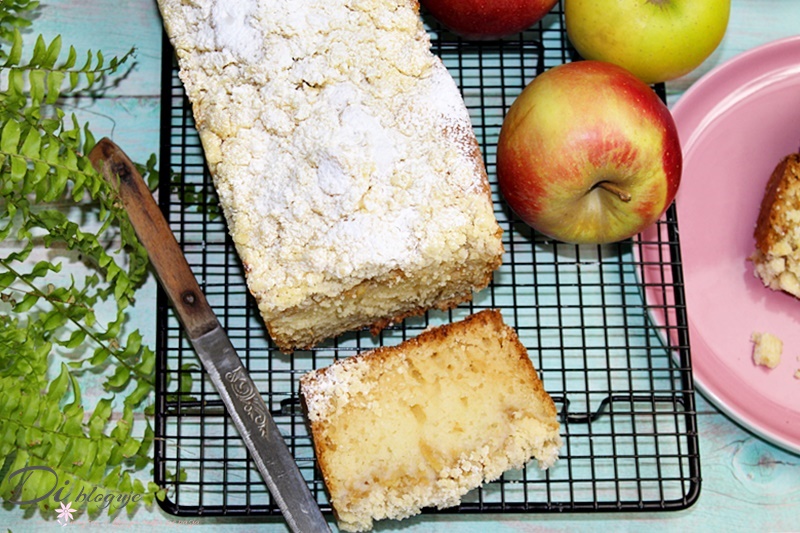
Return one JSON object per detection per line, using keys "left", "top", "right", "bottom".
{"left": 565, "top": 0, "right": 731, "bottom": 84}
{"left": 420, "top": 0, "right": 558, "bottom": 40}
{"left": 496, "top": 60, "right": 682, "bottom": 245}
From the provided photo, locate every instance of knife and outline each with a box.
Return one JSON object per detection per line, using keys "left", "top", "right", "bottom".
{"left": 89, "top": 138, "right": 330, "bottom": 533}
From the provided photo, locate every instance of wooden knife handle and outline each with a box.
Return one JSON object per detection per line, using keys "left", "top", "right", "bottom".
{"left": 89, "top": 137, "right": 218, "bottom": 340}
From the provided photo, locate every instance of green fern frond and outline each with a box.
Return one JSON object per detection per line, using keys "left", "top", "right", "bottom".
{"left": 0, "top": 2, "right": 171, "bottom": 518}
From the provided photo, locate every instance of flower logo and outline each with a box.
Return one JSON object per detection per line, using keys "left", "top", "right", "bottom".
{"left": 56, "top": 501, "right": 76, "bottom": 526}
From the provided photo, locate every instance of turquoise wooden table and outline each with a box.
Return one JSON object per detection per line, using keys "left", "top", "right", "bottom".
{"left": 3, "top": 1, "right": 800, "bottom": 531}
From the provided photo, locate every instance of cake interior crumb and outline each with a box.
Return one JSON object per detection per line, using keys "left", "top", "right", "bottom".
{"left": 750, "top": 331, "right": 783, "bottom": 369}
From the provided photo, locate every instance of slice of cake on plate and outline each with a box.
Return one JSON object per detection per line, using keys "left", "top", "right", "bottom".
{"left": 751, "top": 153, "right": 800, "bottom": 298}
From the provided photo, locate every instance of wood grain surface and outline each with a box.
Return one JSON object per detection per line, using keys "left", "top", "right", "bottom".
{"left": 3, "top": 1, "right": 799, "bottom": 531}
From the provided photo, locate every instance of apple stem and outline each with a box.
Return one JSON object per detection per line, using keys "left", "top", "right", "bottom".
{"left": 596, "top": 181, "right": 632, "bottom": 202}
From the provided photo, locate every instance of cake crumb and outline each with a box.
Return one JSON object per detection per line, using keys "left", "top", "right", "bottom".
{"left": 750, "top": 332, "right": 783, "bottom": 369}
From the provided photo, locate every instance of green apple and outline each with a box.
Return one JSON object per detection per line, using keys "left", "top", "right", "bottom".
{"left": 565, "top": 0, "right": 731, "bottom": 84}
{"left": 496, "top": 60, "right": 682, "bottom": 245}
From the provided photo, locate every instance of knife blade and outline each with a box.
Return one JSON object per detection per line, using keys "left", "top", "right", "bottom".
{"left": 89, "top": 138, "right": 330, "bottom": 533}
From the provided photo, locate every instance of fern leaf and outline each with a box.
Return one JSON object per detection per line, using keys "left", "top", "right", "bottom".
{"left": 0, "top": 2, "right": 164, "bottom": 519}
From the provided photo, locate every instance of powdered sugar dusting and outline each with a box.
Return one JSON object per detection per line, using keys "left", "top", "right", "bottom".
{"left": 210, "top": 0, "right": 262, "bottom": 60}
{"left": 301, "top": 356, "right": 377, "bottom": 422}
{"left": 159, "top": 0, "right": 502, "bottom": 317}
{"left": 428, "top": 60, "right": 487, "bottom": 194}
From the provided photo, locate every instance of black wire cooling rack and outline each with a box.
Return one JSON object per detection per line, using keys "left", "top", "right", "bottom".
{"left": 154, "top": 1, "right": 701, "bottom": 520}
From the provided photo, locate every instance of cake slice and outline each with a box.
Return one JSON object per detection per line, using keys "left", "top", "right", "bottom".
{"left": 300, "top": 309, "right": 562, "bottom": 532}
{"left": 751, "top": 153, "right": 800, "bottom": 298}
{"left": 156, "top": 0, "right": 504, "bottom": 351}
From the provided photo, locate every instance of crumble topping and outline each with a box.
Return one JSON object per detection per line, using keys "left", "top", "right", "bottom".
{"left": 159, "top": 0, "right": 494, "bottom": 314}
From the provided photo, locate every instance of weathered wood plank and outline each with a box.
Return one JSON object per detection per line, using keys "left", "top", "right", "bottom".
{"left": 33, "top": 0, "right": 163, "bottom": 97}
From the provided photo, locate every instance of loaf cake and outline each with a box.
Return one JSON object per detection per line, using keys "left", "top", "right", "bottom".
{"left": 300, "top": 309, "right": 562, "bottom": 532}
{"left": 156, "top": 0, "right": 504, "bottom": 351}
{"left": 751, "top": 153, "right": 800, "bottom": 298}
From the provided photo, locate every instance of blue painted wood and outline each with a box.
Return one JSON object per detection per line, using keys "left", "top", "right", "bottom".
{"left": 3, "top": 0, "right": 799, "bottom": 531}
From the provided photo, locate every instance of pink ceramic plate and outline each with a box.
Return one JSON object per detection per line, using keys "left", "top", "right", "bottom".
{"left": 639, "top": 36, "right": 800, "bottom": 455}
